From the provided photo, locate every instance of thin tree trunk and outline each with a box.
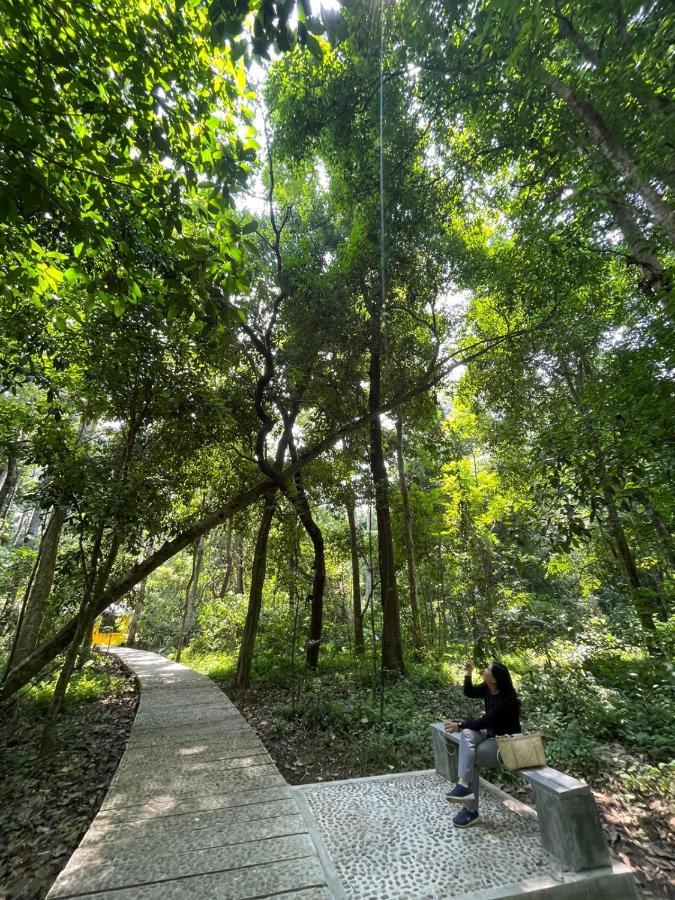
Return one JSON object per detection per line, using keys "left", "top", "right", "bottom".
{"left": 176, "top": 535, "right": 205, "bottom": 662}
{"left": 235, "top": 535, "right": 244, "bottom": 594}
{"left": 634, "top": 488, "right": 675, "bottom": 572}
{"left": 23, "top": 507, "right": 41, "bottom": 544}
{"left": 290, "top": 469, "right": 326, "bottom": 672}
{"left": 217, "top": 521, "right": 234, "bottom": 597}
{"left": 127, "top": 578, "right": 146, "bottom": 648}
{"left": 234, "top": 492, "right": 277, "bottom": 689}
{"left": 368, "top": 301, "right": 405, "bottom": 674}
{"left": 127, "top": 539, "right": 152, "bottom": 647}
{"left": 10, "top": 507, "right": 66, "bottom": 669}
{"left": 346, "top": 496, "right": 365, "bottom": 657}
{"left": 395, "top": 412, "right": 424, "bottom": 656}
{"left": 0, "top": 451, "right": 19, "bottom": 520}
{"left": 604, "top": 488, "right": 656, "bottom": 632}
{"left": 538, "top": 66, "right": 675, "bottom": 242}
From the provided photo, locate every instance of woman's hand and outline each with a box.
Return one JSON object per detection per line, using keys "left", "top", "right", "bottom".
{"left": 444, "top": 722, "right": 459, "bottom": 733}
{"left": 464, "top": 659, "right": 473, "bottom": 675}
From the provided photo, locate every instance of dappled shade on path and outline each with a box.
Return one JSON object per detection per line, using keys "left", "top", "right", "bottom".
{"left": 46, "top": 648, "right": 335, "bottom": 900}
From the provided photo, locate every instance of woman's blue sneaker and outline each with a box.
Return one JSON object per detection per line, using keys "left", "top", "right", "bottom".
{"left": 445, "top": 784, "right": 475, "bottom": 802}
{"left": 453, "top": 808, "right": 480, "bottom": 828}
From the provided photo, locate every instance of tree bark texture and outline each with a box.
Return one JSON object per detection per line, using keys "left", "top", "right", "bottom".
{"left": 395, "top": 412, "right": 424, "bottom": 655}
{"left": 234, "top": 492, "right": 277, "bottom": 689}
{"left": 346, "top": 496, "right": 365, "bottom": 657}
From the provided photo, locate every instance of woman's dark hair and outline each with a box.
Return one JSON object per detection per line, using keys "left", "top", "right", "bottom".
{"left": 491, "top": 661, "right": 521, "bottom": 711}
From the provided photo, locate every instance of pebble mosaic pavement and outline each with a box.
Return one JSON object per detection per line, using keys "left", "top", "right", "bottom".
{"left": 46, "top": 648, "right": 565, "bottom": 900}
{"left": 301, "top": 771, "right": 562, "bottom": 899}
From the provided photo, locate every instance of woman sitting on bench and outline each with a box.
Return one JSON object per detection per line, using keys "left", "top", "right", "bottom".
{"left": 444, "top": 659, "right": 521, "bottom": 828}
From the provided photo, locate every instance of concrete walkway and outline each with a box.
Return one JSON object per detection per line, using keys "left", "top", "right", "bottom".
{"left": 47, "top": 648, "right": 340, "bottom": 900}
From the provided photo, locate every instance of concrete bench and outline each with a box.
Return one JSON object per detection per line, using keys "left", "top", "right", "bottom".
{"left": 430, "top": 723, "right": 612, "bottom": 874}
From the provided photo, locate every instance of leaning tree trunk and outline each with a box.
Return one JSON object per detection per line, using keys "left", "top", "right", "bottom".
{"left": 346, "top": 495, "right": 365, "bottom": 657}
{"left": 175, "top": 534, "right": 205, "bottom": 662}
{"left": 234, "top": 492, "right": 277, "bottom": 689}
{"left": 538, "top": 66, "right": 675, "bottom": 243}
{"left": 368, "top": 304, "right": 405, "bottom": 674}
{"left": 10, "top": 507, "right": 66, "bottom": 670}
{"left": 395, "top": 412, "right": 424, "bottom": 656}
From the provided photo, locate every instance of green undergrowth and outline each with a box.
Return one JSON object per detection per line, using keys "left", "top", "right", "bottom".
{"left": 12, "top": 652, "right": 130, "bottom": 712}
{"left": 184, "top": 644, "right": 675, "bottom": 798}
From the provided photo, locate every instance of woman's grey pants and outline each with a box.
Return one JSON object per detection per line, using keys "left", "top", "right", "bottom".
{"left": 458, "top": 728, "right": 499, "bottom": 812}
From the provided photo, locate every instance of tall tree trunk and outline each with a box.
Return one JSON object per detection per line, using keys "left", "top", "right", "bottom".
{"left": 234, "top": 492, "right": 277, "bottom": 689}
{"left": 217, "top": 521, "right": 234, "bottom": 597}
{"left": 0, "top": 451, "right": 19, "bottom": 521}
{"left": 368, "top": 298, "right": 405, "bottom": 674}
{"left": 176, "top": 535, "right": 205, "bottom": 662}
{"left": 395, "top": 412, "right": 424, "bottom": 656}
{"left": 290, "top": 469, "right": 326, "bottom": 672}
{"left": 346, "top": 495, "right": 365, "bottom": 657}
{"left": 538, "top": 67, "right": 675, "bottom": 242}
{"left": 10, "top": 507, "right": 66, "bottom": 669}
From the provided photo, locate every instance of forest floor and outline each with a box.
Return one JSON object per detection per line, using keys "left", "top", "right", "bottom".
{"left": 0, "top": 651, "right": 138, "bottom": 900}
{"left": 225, "top": 680, "right": 674, "bottom": 900}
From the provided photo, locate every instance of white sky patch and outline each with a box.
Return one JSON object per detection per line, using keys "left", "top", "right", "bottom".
{"left": 447, "top": 364, "right": 466, "bottom": 383}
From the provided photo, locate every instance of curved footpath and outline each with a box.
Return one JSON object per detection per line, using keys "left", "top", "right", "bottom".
{"left": 47, "top": 648, "right": 341, "bottom": 900}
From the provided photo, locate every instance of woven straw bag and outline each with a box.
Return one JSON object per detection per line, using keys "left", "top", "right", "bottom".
{"left": 496, "top": 732, "right": 546, "bottom": 770}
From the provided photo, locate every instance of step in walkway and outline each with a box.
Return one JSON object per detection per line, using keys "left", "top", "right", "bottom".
{"left": 47, "top": 648, "right": 342, "bottom": 900}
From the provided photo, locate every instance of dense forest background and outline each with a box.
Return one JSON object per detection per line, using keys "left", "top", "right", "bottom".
{"left": 0, "top": 0, "right": 673, "bottom": 893}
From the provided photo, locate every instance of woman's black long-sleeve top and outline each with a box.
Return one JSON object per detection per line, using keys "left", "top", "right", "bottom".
{"left": 458, "top": 675, "right": 521, "bottom": 737}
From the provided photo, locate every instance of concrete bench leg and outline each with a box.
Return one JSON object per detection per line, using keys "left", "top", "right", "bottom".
{"left": 529, "top": 781, "right": 611, "bottom": 872}
{"left": 430, "top": 723, "right": 458, "bottom": 781}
